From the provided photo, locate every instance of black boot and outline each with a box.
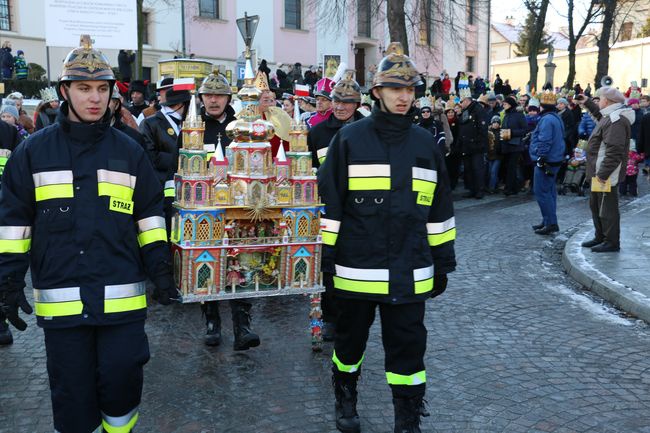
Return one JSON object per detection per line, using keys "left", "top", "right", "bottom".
{"left": 333, "top": 372, "right": 361, "bottom": 433}
{"left": 393, "top": 396, "right": 427, "bottom": 433}
{"left": 0, "top": 319, "right": 13, "bottom": 346}
{"left": 201, "top": 302, "right": 222, "bottom": 346}
{"left": 231, "top": 302, "right": 260, "bottom": 351}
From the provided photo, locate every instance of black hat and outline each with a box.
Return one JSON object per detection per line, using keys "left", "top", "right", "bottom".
{"left": 162, "top": 89, "right": 191, "bottom": 106}
{"left": 128, "top": 80, "right": 147, "bottom": 96}
{"left": 504, "top": 96, "right": 517, "bottom": 108}
{"left": 156, "top": 77, "right": 174, "bottom": 90}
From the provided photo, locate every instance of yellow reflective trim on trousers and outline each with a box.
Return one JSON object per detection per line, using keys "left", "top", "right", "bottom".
{"left": 414, "top": 277, "right": 434, "bottom": 294}
{"left": 138, "top": 228, "right": 168, "bottom": 247}
{"left": 318, "top": 155, "right": 326, "bottom": 164}
{"left": 322, "top": 231, "right": 338, "bottom": 246}
{"left": 332, "top": 350, "right": 364, "bottom": 373}
{"left": 333, "top": 276, "right": 389, "bottom": 295}
{"left": 427, "top": 228, "right": 456, "bottom": 246}
{"left": 104, "top": 295, "right": 147, "bottom": 313}
{"left": 412, "top": 179, "right": 436, "bottom": 195}
{"left": 348, "top": 177, "right": 391, "bottom": 190}
{"left": 35, "top": 301, "right": 83, "bottom": 317}
{"left": 0, "top": 239, "right": 31, "bottom": 253}
{"left": 386, "top": 370, "right": 426, "bottom": 385}
{"left": 98, "top": 183, "right": 134, "bottom": 201}
{"left": 35, "top": 184, "right": 74, "bottom": 201}
{"left": 164, "top": 187, "right": 175, "bottom": 198}
{"left": 102, "top": 412, "right": 139, "bottom": 433}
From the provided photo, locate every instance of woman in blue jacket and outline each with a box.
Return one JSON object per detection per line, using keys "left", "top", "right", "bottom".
{"left": 529, "top": 93, "right": 566, "bottom": 235}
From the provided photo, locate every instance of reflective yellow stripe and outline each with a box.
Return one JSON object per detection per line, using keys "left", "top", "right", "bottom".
{"left": 334, "top": 276, "right": 389, "bottom": 295}
{"left": 164, "top": 188, "right": 175, "bottom": 197}
{"left": 415, "top": 277, "right": 433, "bottom": 294}
{"left": 138, "top": 228, "right": 168, "bottom": 247}
{"left": 104, "top": 294, "right": 147, "bottom": 313}
{"left": 332, "top": 350, "right": 364, "bottom": 373}
{"left": 98, "top": 183, "right": 134, "bottom": 201}
{"left": 35, "top": 300, "right": 83, "bottom": 317}
{"left": 322, "top": 231, "right": 338, "bottom": 246}
{"left": 0, "top": 239, "right": 31, "bottom": 253}
{"left": 35, "top": 184, "right": 74, "bottom": 201}
{"left": 427, "top": 228, "right": 456, "bottom": 246}
{"left": 348, "top": 177, "right": 391, "bottom": 190}
{"left": 102, "top": 411, "right": 139, "bottom": 433}
{"left": 386, "top": 371, "right": 426, "bottom": 386}
{"left": 412, "top": 179, "right": 436, "bottom": 194}
{"left": 318, "top": 156, "right": 326, "bottom": 164}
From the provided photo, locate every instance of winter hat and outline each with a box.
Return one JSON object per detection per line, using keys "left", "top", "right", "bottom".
{"left": 7, "top": 91, "right": 23, "bottom": 101}
{"left": 17, "top": 50, "right": 24, "bottom": 56}
{"left": 627, "top": 98, "right": 640, "bottom": 105}
{"left": 487, "top": 92, "right": 497, "bottom": 102}
{"left": 495, "top": 94, "right": 504, "bottom": 102}
{"left": 504, "top": 96, "right": 517, "bottom": 108}
{"left": 1, "top": 103, "right": 20, "bottom": 120}
{"left": 491, "top": 115, "right": 501, "bottom": 124}
{"left": 528, "top": 97, "right": 540, "bottom": 108}
{"left": 600, "top": 87, "right": 625, "bottom": 104}
{"left": 556, "top": 97, "right": 569, "bottom": 106}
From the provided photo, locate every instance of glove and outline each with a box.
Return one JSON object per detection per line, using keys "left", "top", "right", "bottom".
{"left": 151, "top": 271, "right": 181, "bottom": 306}
{"left": 536, "top": 155, "right": 547, "bottom": 167}
{"left": 430, "top": 274, "right": 448, "bottom": 299}
{"left": 0, "top": 281, "right": 33, "bottom": 331}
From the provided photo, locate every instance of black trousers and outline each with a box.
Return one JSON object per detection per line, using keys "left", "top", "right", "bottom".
{"left": 333, "top": 299, "right": 427, "bottom": 398}
{"left": 44, "top": 321, "right": 149, "bottom": 433}
{"left": 589, "top": 189, "right": 620, "bottom": 246}
{"left": 445, "top": 153, "right": 463, "bottom": 190}
{"left": 463, "top": 153, "right": 485, "bottom": 195}
{"left": 321, "top": 272, "right": 340, "bottom": 324}
{"left": 502, "top": 151, "right": 521, "bottom": 193}
{"left": 618, "top": 174, "right": 638, "bottom": 196}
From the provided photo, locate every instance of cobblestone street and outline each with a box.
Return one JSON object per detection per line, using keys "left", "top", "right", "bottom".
{"left": 3, "top": 184, "right": 650, "bottom": 433}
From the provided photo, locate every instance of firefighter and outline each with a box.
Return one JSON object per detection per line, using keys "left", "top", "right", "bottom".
{"left": 318, "top": 42, "right": 456, "bottom": 433}
{"left": 0, "top": 35, "right": 179, "bottom": 433}
{"left": 192, "top": 73, "right": 260, "bottom": 350}
{"left": 307, "top": 70, "right": 365, "bottom": 342}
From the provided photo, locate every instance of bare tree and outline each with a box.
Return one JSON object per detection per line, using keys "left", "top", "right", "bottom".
{"left": 562, "top": 0, "right": 601, "bottom": 89}
{"left": 522, "top": 0, "right": 551, "bottom": 91}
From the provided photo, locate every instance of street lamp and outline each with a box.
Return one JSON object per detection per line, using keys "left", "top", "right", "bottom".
{"left": 236, "top": 12, "right": 260, "bottom": 58}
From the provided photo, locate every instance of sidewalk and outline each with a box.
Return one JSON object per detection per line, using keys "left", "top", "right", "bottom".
{"left": 563, "top": 193, "right": 650, "bottom": 322}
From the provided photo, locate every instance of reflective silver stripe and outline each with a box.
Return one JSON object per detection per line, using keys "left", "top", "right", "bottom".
{"left": 335, "top": 264, "right": 389, "bottom": 281}
{"left": 32, "top": 170, "right": 73, "bottom": 187}
{"left": 105, "top": 282, "right": 146, "bottom": 300}
{"left": 102, "top": 406, "right": 138, "bottom": 427}
{"left": 33, "top": 287, "right": 81, "bottom": 303}
{"left": 164, "top": 180, "right": 175, "bottom": 190}
{"left": 97, "top": 169, "right": 136, "bottom": 188}
{"left": 348, "top": 164, "right": 391, "bottom": 177}
{"left": 137, "top": 216, "right": 166, "bottom": 233}
{"left": 413, "top": 266, "right": 434, "bottom": 282}
{"left": 0, "top": 226, "right": 32, "bottom": 240}
{"left": 427, "top": 217, "right": 456, "bottom": 234}
{"left": 412, "top": 167, "right": 437, "bottom": 183}
{"left": 317, "top": 147, "right": 328, "bottom": 158}
{"left": 321, "top": 218, "right": 341, "bottom": 233}
{"left": 0, "top": 149, "right": 11, "bottom": 157}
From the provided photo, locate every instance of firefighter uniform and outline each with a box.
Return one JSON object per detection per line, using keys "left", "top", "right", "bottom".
{"left": 0, "top": 36, "right": 177, "bottom": 433}
{"left": 318, "top": 42, "right": 456, "bottom": 433}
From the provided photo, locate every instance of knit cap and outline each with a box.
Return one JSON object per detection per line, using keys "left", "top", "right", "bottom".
{"left": 1, "top": 101, "right": 19, "bottom": 120}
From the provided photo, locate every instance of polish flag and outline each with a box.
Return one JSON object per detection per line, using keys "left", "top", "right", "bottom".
{"left": 294, "top": 83, "right": 310, "bottom": 97}
{"left": 173, "top": 78, "right": 195, "bottom": 91}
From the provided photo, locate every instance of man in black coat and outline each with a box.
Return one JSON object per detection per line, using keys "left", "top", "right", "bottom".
{"left": 127, "top": 80, "right": 148, "bottom": 121}
{"left": 457, "top": 90, "right": 488, "bottom": 199}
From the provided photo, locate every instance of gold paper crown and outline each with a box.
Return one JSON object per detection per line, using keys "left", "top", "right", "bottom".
{"left": 538, "top": 91, "right": 557, "bottom": 105}
{"left": 459, "top": 87, "right": 472, "bottom": 100}
{"left": 254, "top": 71, "right": 270, "bottom": 92}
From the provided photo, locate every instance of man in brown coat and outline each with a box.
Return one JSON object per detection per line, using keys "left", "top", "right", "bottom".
{"left": 576, "top": 88, "right": 633, "bottom": 252}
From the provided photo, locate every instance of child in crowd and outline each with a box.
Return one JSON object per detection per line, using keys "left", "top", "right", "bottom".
{"left": 486, "top": 115, "right": 502, "bottom": 193}
{"left": 619, "top": 141, "right": 645, "bottom": 197}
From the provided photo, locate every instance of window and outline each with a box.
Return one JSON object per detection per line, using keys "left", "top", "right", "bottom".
{"left": 419, "top": 0, "right": 434, "bottom": 45}
{"left": 195, "top": 183, "right": 204, "bottom": 202}
{"left": 197, "top": 218, "right": 209, "bottom": 241}
{"left": 197, "top": 264, "right": 212, "bottom": 288}
{"left": 466, "top": 56, "right": 475, "bottom": 72}
{"left": 285, "top": 0, "right": 301, "bottom": 29}
{"left": 621, "top": 22, "right": 633, "bottom": 41}
{"left": 199, "top": 0, "right": 219, "bottom": 19}
{"left": 467, "top": 0, "right": 475, "bottom": 25}
{"left": 141, "top": 11, "right": 150, "bottom": 45}
{"left": 183, "top": 218, "right": 194, "bottom": 240}
{"left": 0, "top": 0, "right": 9, "bottom": 31}
{"left": 293, "top": 258, "right": 308, "bottom": 282}
{"left": 358, "top": 0, "right": 371, "bottom": 38}
{"left": 142, "top": 66, "right": 152, "bottom": 82}
{"left": 297, "top": 215, "right": 309, "bottom": 237}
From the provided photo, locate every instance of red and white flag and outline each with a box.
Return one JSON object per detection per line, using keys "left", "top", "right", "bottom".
{"left": 173, "top": 78, "right": 195, "bottom": 91}
{"left": 294, "top": 83, "right": 310, "bottom": 97}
